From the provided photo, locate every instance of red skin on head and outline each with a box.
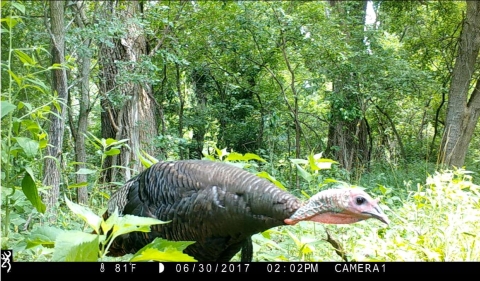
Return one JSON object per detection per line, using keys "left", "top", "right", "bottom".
{"left": 284, "top": 188, "right": 389, "bottom": 226}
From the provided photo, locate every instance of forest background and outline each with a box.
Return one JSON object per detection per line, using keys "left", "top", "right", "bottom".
{"left": 1, "top": 0, "right": 480, "bottom": 262}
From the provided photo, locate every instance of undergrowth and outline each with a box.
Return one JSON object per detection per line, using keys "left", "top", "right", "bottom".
{"left": 244, "top": 168, "right": 480, "bottom": 261}
{"left": 2, "top": 151, "right": 480, "bottom": 262}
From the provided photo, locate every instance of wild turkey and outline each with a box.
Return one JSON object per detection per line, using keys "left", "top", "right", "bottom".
{"left": 104, "top": 160, "right": 389, "bottom": 261}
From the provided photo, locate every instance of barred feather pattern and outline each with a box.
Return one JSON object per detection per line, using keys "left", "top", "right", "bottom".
{"left": 105, "top": 160, "right": 302, "bottom": 261}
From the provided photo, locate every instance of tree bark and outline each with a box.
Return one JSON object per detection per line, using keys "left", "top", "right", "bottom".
{"left": 69, "top": 0, "right": 92, "bottom": 205}
{"left": 439, "top": 1, "right": 480, "bottom": 167}
{"left": 98, "top": 0, "right": 159, "bottom": 183}
{"left": 176, "top": 62, "right": 186, "bottom": 159}
{"left": 43, "top": 1, "right": 69, "bottom": 217}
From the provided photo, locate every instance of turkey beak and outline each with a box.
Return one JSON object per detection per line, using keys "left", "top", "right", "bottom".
{"left": 363, "top": 205, "right": 390, "bottom": 225}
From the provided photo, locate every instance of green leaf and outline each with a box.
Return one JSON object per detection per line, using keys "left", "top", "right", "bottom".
{"left": 26, "top": 226, "right": 65, "bottom": 249}
{"left": 14, "top": 50, "right": 36, "bottom": 65}
{"left": 215, "top": 147, "right": 228, "bottom": 159}
{"left": 75, "top": 168, "right": 96, "bottom": 175}
{"left": 300, "top": 244, "right": 314, "bottom": 255}
{"left": 67, "top": 182, "right": 88, "bottom": 189}
{"left": 130, "top": 238, "right": 196, "bottom": 262}
{"left": 7, "top": 70, "right": 22, "bottom": 86}
{"left": 202, "top": 155, "right": 216, "bottom": 161}
{"left": 138, "top": 151, "right": 154, "bottom": 168}
{"left": 21, "top": 84, "right": 46, "bottom": 95}
{"left": 256, "top": 171, "right": 286, "bottom": 190}
{"left": 2, "top": 16, "right": 19, "bottom": 29}
{"left": 21, "top": 119, "right": 40, "bottom": 134}
{"left": 104, "top": 148, "right": 120, "bottom": 156}
{"left": 143, "top": 150, "right": 159, "bottom": 164}
{"left": 105, "top": 138, "right": 129, "bottom": 147}
{"left": 24, "top": 166, "right": 36, "bottom": 181}
{"left": 294, "top": 163, "right": 313, "bottom": 183}
{"left": 130, "top": 248, "right": 196, "bottom": 262}
{"left": 308, "top": 154, "right": 319, "bottom": 171}
{"left": 315, "top": 158, "right": 337, "bottom": 169}
{"left": 21, "top": 171, "right": 46, "bottom": 213}
{"left": 225, "top": 152, "right": 265, "bottom": 162}
{"left": 50, "top": 63, "right": 65, "bottom": 70}
{"left": 224, "top": 152, "right": 245, "bottom": 161}
{"left": 323, "top": 178, "right": 339, "bottom": 184}
{"left": 110, "top": 215, "right": 169, "bottom": 240}
{"left": 85, "top": 132, "right": 102, "bottom": 149}
{"left": 101, "top": 208, "right": 119, "bottom": 235}
{"left": 15, "top": 137, "right": 39, "bottom": 158}
{"left": 1, "top": 101, "right": 16, "bottom": 119}
{"left": 300, "top": 190, "right": 311, "bottom": 199}
{"left": 11, "top": 2, "right": 25, "bottom": 14}
{"left": 138, "top": 150, "right": 159, "bottom": 169}
{"left": 243, "top": 153, "right": 266, "bottom": 162}
{"left": 289, "top": 158, "right": 308, "bottom": 165}
{"left": 24, "top": 78, "right": 48, "bottom": 91}
{"left": 39, "top": 139, "right": 47, "bottom": 149}
{"left": 53, "top": 231, "right": 99, "bottom": 261}
{"left": 99, "top": 191, "right": 110, "bottom": 200}
{"left": 65, "top": 196, "right": 102, "bottom": 234}
{"left": 52, "top": 99, "right": 61, "bottom": 112}
{"left": 105, "top": 138, "right": 117, "bottom": 146}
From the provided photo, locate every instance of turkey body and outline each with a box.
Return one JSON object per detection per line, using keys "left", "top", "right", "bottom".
{"left": 105, "top": 160, "right": 302, "bottom": 262}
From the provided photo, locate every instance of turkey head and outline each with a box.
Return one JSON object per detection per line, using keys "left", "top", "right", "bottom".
{"left": 284, "top": 188, "right": 390, "bottom": 226}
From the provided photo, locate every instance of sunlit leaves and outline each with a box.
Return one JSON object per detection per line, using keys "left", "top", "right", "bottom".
{"left": 65, "top": 196, "right": 102, "bottom": 234}
{"left": 26, "top": 226, "right": 64, "bottom": 249}
{"left": 256, "top": 171, "right": 286, "bottom": 190}
{"left": 53, "top": 231, "right": 99, "bottom": 262}
{"left": 130, "top": 238, "right": 196, "bottom": 262}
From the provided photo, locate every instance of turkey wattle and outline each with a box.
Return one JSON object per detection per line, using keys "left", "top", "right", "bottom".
{"left": 103, "top": 160, "right": 389, "bottom": 261}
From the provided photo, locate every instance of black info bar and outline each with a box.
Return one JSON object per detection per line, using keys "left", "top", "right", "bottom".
{"left": 1, "top": 261, "right": 478, "bottom": 275}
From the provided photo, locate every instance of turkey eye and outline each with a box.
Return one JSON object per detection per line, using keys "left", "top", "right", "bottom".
{"left": 356, "top": 197, "right": 366, "bottom": 205}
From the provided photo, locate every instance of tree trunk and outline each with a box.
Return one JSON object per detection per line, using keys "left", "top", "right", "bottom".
{"left": 70, "top": 0, "right": 91, "bottom": 205}
{"left": 439, "top": 1, "right": 480, "bottom": 167}
{"left": 189, "top": 66, "right": 208, "bottom": 159}
{"left": 325, "top": 1, "right": 370, "bottom": 172}
{"left": 176, "top": 62, "right": 186, "bottom": 159}
{"left": 43, "top": 1, "right": 68, "bottom": 217}
{"left": 98, "top": 0, "right": 158, "bottom": 183}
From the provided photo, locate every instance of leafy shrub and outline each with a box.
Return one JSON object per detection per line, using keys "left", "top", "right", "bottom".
{"left": 252, "top": 168, "right": 480, "bottom": 261}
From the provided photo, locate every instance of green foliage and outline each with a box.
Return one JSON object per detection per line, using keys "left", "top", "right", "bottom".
{"left": 20, "top": 169, "right": 45, "bottom": 214}
{"left": 19, "top": 196, "right": 195, "bottom": 262}
{"left": 53, "top": 231, "right": 99, "bottom": 261}
{"left": 70, "top": 133, "right": 131, "bottom": 209}
{"left": 1, "top": 1, "right": 66, "bottom": 237}
{"left": 26, "top": 226, "right": 63, "bottom": 249}
{"left": 130, "top": 238, "right": 196, "bottom": 262}
{"left": 350, "top": 169, "right": 479, "bottom": 261}
{"left": 239, "top": 169, "right": 480, "bottom": 262}
{"left": 3, "top": 0, "right": 480, "bottom": 264}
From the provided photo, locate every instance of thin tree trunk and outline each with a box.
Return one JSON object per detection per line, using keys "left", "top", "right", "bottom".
{"left": 70, "top": 0, "right": 91, "bottom": 205}
{"left": 176, "top": 62, "right": 185, "bottom": 159}
{"left": 43, "top": 1, "right": 68, "bottom": 218}
{"left": 189, "top": 66, "right": 208, "bottom": 159}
